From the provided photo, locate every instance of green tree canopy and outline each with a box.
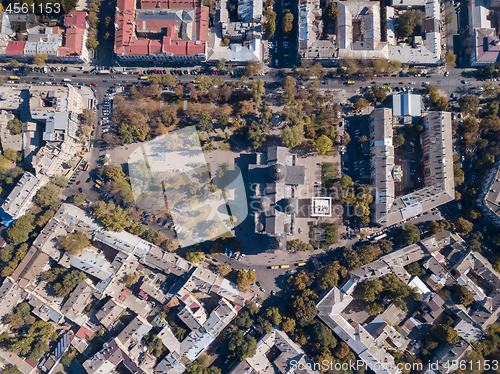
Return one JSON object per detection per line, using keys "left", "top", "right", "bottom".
{"left": 58, "top": 231, "right": 90, "bottom": 255}
{"left": 315, "top": 135, "right": 333, "bottom": 155}
{"left": 228, "top": 331, "right": 257, "bottom": 360}
{"left": 282, "top": 125, "right": 304, "bottom": 149}
{"left": 432, "top": 324, "right": 459, "bottom": 345}
{"left": 396, "top": 10, "right": 424, "bottom": 38}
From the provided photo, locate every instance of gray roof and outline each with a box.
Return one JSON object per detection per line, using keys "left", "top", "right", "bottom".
{"left": 393, "top": 93, "right": 422, "bottom": 117}
{"left": 372, "top": 111, "right": 455, "bottom": 226}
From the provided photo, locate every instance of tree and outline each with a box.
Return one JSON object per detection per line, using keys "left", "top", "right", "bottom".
{"left": 86, "top": 37, "right": 99, "bottom": 49}
{"left": 234, "top": 311, "right": 254, "bottom": 329}
{"left": 287, "top": 270, "right": 310, "bottom": 290}
{"left": 35, "top": 184, "right": 61, "bottom": 207}
{"left": 334, "top": 342, "right": 350, "bottom": 359}
{"left": 8, "top": 118, "right": 23, "bottom": 135}
{"left": 123, "top": 273, "right": 137, "bottom": 287}
{"left": 393, "top": 134, "right": 405, "bottom": 148}
{"left": 217, "top": 262, "right": 231, "bottom": 276}
{"left": 73, "top": 192, "right": 86, "bottom": 206}
{"left": 429, "top": 219, "right": 450, "bottom": 234}
{"left": 445, "top": 52, "right": 456, "bottom": 67}
{"left": 397, "top": 223, "right": 420, "bottom": 245}
{"left": 264, "top": 307, "right": 282, "bottom": 325}
{"left": 378, "top": 239, "right": 393, "bottom": 254}
{"left": 406, "top": 262, "right": 425, "bottom": 276}
{"left": 312, "top": 321, "right": 337, "bottom": 349}
{"left": 460, "top": 95, "right": 480, "bottom": 116}
{"left": 10, "top": 60, "right": 19, "bottom": 68}
{"left": 58, "top": 231, "right": 90, "bottom": 255}
{"left": 255, "top": 316, "right": 273, "bottom": 334}
{"left": 6, "top": 214, "right": 35, "bottom": 245}
{"left": 245, "top": 61, "right": 263, "bottom": 76}
{"left": 61, "top": 347, "right": 77, "bottom": 366}
{"left": 396, "top": 10, "right": 424, "bottom": 38}
{"left": 282, "top": 10, "right": 294, "bottom": 34}
{"left": 366, "top": 86, "right": 387, "bottom": 103}
{"left": 33, "top": 53, "right": 48, "bottom": 67}
{"left": 315, "top": 135, "right": 333, "bottom": 155}
{"left": 93, "top": 201, "right": 131, "bottom": 232}
{"left": 186, "top": 251, "right": 204, "bottom": 263}
{"left": 236, "top": 269, "right": 257, "bottom": 292}
{"left": 452, "top": 285, "right": 474, "bottom": 306}
{"left": 289, "top": 289, "right": 318, "bottom": 326}
{"left": 228, "top": 331, "right": 257, "bottom": 360}
{"left": 480, "top": 115, "right": 500, "bottom": 131}
{"left": 316, "top": 261, "right": 343, "bottom": 291}
{"left": 354, "top": 98, "right": 369, "bottom": 111}
{"left": 326, "top": 2, "right": 339, "bottom": 20}
{"left": 454, "top": 217, "right": 473, "bottom": 234}
{"left": 436, "top": 96, "right": 448, "bottom": 111}
{"left": 280, "top": 317, "right": 296, "bottom": 333}
{"left": 432, "top": 324, "right": 459, "bottom": 345}
{"left": 251, "top": 79, "right": 266, "bottom": 104}
{"left": 462, "top": 116, "right": 479, "bottom": 133}
{"left": 198, "top": 111, "right": 213, "bottom": 132}
{"left": 392, "top": 297, "right": 408, "bottom": 312}
{"left": 217, "top": 58, "right": 226, "bottom": 71}
{"left": 265, "top": 19, "right": 276, "bottom": 38}
{"left": 246, "top": 122, "right": 267, "bottom": 149}
{"left": 245, "top": 300, "right": 259, "bottom": 315}
{"left": 2, "top": 365, "right": 21, "bottom": 374}
{"left": 175, "top": 84, "right": 184, "bottom": 99}
{"left": 282, "top": 125, "right": 304, "bottom": 149}
{"left": 52, "top": 175, "right": 68, "bottom": 188}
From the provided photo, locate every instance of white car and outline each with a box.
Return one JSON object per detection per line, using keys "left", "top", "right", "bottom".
{"left": 173, "top": 225, "right": 182, "bottom": 233}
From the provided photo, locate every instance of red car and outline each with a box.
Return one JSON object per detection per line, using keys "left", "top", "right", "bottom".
{"left": 133, "top": 72, "right": 140, "bottom": 75}
{"left": 91, "top": 82, "right": 97, "bottom": 86}
{"left": 76, "top": 181, "right": 81, "bottom": 185}
{"left": 85, "top": 83, "right": 91, "bottom": 87}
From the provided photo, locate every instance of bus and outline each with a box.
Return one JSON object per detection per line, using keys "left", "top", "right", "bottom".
{"left": 347, "top": 81, "right": 356, "bottom": 85}
{"left": 371, "top": 233, "right": 387, "bottom": 242}
{"left": 270, "top": 265, "right": 279, "bottom": 269}
{"left": 280, "top": 265, "right": 290, "bottom": 269}
{"left": 9, "top": 76, "right": 20, "bottom": 81}
{"left": 297, "top": 262, "right": 306, "bottom": 267}
{"left": 84, "top": 161, "right": 91, "bottom": 171}
{"left": 139, "top": 76, "right": 149, "bottom": 80}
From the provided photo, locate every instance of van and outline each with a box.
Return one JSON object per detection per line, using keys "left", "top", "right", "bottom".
{"left": 63, "top": 78, "right": 71, "bottom": 82}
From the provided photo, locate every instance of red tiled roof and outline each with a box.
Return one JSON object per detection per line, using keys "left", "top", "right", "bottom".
{"left": 58, "top": 25, "right": 85, "bottom": 58}
{"left": 64, "top": 11, "right": 87, "bottom": 29}
{"left": 117, "top": 288, "right": 132, "bottom": 302}
{"left": 189, "top": 302, "right": 200, "bottom": 312}
{"left": 25, "top": 359, "right": 39, "bottom": 368}
{"left": 6, "top": 41, "right": 26, "bottom": 55}
{"left": 477, "top": 36, "right": 500, "bottom": 63}
{"left": 140, "top": 0, "right": 199, "bottom": 9}
{"left": 76, "top": 326, "right": 94, "bottom": 340}
{"left": 114, "top": 0, "right": 208, "bottom": 57}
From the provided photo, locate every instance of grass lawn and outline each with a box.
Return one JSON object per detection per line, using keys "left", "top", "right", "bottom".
{"left": 217, "top": 140, "right": 233, "bottom": 151}
{"left": 321, "top": 162, "right": 338, "bottom": 188}
{"left": 321, "top": 223, "right": 338, "bottom": 248}
{"left": 179, "top": 204, "right": 212, "bottom": 229}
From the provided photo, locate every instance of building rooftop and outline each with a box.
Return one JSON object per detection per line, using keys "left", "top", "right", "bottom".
{"left": 114, "top": 0, "right": 209, "bottom": 58}
{"left": 393, "top": 93, "right": 422, "bottom": 117}
{"left": 372, "top": 111, "right": 455, "bottom": 226}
